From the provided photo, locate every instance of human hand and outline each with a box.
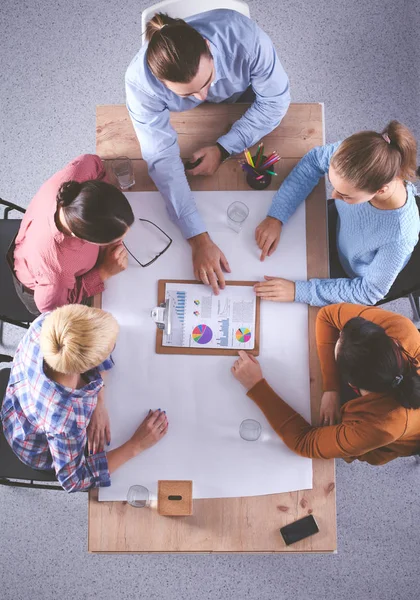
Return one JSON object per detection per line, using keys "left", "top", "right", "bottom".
{"left": 254, "top": 276, "right": 295, "bottom": 302}
{"left": 189, "top": 233, "right": 231, "bottom": 295}
{"left": 319, "top": 391, "right": 341, "bottom": 426}
{"left": 87, "top": 396, "right": 111, "bottom": 454}
{"left": 187, "top": 145, "right": 222, "bottom": 176}
{"left": 231, "top": 350, "right": 263, "bottom": 391}
{"left": 130, "top": 409, "right": 168, "bottom": 454}
{"left": 98, "top": 242, "right": 128, "bottom": 281}
{"left": 255, "top": 217, "right": 282, "bottom": 261}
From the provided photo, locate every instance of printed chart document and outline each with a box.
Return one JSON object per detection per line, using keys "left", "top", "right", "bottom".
{"left": 164, "top": 283, "right": 256, "bottom": 350}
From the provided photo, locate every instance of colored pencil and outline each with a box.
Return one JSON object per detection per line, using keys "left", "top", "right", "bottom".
{"left": 244, "top": 148, "right": 255, "bottom": 168}
{"left": 266, "top": 170, "right": 277, "bottom": 176}
{"left": 255, "top": 143, "right": 264, "bottom": 168}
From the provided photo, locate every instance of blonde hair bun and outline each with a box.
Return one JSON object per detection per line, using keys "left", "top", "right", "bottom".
{"left": 40, "top": 305, "right": 119, "bottom": 375}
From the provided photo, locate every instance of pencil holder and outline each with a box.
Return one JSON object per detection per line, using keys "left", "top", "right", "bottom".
{"left": 245, "top": 155, "right": 272, "bottom": 191}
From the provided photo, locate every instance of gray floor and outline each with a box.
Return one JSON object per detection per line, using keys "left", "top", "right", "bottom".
{"left": 1, "top": 1, "right": 419, "bottom": 599}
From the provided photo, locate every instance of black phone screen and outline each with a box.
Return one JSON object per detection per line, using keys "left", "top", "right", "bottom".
{"left": 280, "top": 515, "right": 319, "bottom": 546}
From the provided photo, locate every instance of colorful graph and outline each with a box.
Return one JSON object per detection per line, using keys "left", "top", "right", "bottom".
{"left": 174, "top": 291, "right": 186, "bottom": 323}
{"left": 236, "top": 328, "right": 252, "bottom": 343}
{"left": 194, "top": 299, "right": 200, "bottom": 305}
{"left": 193, "top": 311, "right": 200, "bottom": 317}
{"left": 192, "top": 324, "right": 213, "bottom": 345}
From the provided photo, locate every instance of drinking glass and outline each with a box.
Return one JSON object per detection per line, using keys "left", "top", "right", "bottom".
{"left": 239, "top": 419, "right": 262, "bottom": 441}
{"left": 112, "top": 156, "right": 135, "bottom": 190}
{"left": 127, "top": 485, "right": 150, "bottom": 508}
{"left": 227, "top": 201, "right": 249, "bottom": 232}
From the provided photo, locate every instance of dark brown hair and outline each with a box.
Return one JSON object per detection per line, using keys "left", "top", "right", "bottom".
{"left": 337, "top": 317, "right": 420, "bottom": 409}
{"left": 57, "top": 180, "right": 134, "bottom": 244}
{"left": 145, "top": 12, "right": 211, "bottom": 83}
{"left": 331, "top": 121, "right": 418, "bottom": 192}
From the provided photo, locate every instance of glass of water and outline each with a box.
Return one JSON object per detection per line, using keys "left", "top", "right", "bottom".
{"left": 227, "top": 201, "right": 249, "bottom": 232}
{"left": 127, "top": 485, "right": 150, "bottom": 508}
{"left": 112, "top": 156, "right": 135, "bottom": 190}
{"left": 239, "top": 419, "right": 262, "bottom": 441}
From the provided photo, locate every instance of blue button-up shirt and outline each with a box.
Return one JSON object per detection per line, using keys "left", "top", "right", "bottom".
{"left": 1, "top": 313, "right": 114, "bottom": 492}
{"left": 125, "top": 9, "right": 290, "bottom": 239}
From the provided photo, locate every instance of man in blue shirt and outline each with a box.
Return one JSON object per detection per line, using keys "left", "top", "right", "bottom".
{"left": 125, "top": 9, "right": 290, "bottom": 293}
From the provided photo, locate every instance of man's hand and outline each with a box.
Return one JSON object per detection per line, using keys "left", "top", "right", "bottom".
{"left": 87, "top": 394, "right": 111, "bottom": 454}
{"left": 254, "top": 276, "right": 295, "bottom": 302}
{"left": 231, "top": 351, "right": 264, "bottom": 391}
{"left": 189, "top": 233, "right": 231, "bottom": 295}
{"left": 255, "top": 217, "right": 282, "bottom": 261}
{"left": 98, "top": 242, "right": 128, "bottom": 281}
{"left": 319, "top": 391, "right": 341, "bottom": 426}
{"left": 187, "top": 145, "right": 222, "bottom": 177}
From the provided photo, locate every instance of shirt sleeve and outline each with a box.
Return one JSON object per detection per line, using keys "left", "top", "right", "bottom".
{"left": 47, "top": 432, "right": 111, "bottom": 493}
{"left": 247, "top": 379, "right": 403, "bottom": 460}
{"left": 217, "top": 24, "right": 291, "bottom": 154}
{"left": 64, "top": 154, "right": 109, "bottom": 183}
{"left": 125, "top": 78, "right": 206, "bottom": 239}
{"left": 267, "top": 143, "right": 341, "bottom": 224}
{"left": 33, "top": 268, "right": 105, "bottom": 313}
{"left": 295, "top": 240, "right": 415, "bottom": 306}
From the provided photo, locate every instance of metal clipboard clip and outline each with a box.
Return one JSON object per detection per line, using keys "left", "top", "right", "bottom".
{"left": 151, "top": 297, "right": 172, "bottom": 335}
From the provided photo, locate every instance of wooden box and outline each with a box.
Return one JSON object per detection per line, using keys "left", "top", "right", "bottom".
{"left": 157, "top": 480, "right": 193, "bottom": 516}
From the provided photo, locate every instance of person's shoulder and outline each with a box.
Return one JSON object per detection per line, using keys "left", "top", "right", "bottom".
{"left": 189, "top": 9, "right": 255, "bottom": 38}
{"left": 125, "top": 45, "right": 158, "bottom": 94}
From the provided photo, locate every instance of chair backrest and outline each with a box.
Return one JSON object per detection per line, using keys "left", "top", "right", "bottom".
{"left": 378, "top": 196, "right": 420, "bottom": 303}
{"left": 141, "top": 0, "right": 250, "bottom": 43}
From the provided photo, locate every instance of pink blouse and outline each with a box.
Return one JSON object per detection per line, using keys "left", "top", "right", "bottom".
{"left": 13, "top": 154, "right": 108, "bottom": 312}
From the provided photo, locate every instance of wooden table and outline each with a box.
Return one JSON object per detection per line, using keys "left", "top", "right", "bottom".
{"left": 89, "top": 103, "right": 336, "bottom": 553}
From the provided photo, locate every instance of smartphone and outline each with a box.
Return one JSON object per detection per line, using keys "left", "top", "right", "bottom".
{"left": 280, "top": 515, "right": 319, "bottom": 546}
{"left": 184, "top": 157, "right": 203, "bottom": 170}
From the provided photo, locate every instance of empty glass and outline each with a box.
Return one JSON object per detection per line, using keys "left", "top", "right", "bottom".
{"left": 227, "top": 201, "right": 249, "bottom": 232}
{"left": 112, "top": 156, "right": 135, "bottom": 190}
{"left": 239, "top": 419, "right": 262, "bottom": 441}
{"left": 127, "top": 485, "right": 150, "bottom": 508}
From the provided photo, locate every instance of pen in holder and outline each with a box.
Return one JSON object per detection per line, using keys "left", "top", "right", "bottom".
{"left": 240, "top": 145, "right": 280, "bottom": 190}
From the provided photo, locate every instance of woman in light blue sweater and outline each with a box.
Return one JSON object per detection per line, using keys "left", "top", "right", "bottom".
{"left": 254, "top": 121, "right": 419, "bottom": 306}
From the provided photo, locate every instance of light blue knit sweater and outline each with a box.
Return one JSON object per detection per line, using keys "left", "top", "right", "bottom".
{"left": 268, "top": 142, "right": 419, "bottom": 306}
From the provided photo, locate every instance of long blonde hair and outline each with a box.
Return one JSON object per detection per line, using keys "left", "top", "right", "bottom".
{"left": 331, "top": 121, "right": 418, "bottom": 192}
{"left": 40, "top": 305, "right": 119, "bottom": 374}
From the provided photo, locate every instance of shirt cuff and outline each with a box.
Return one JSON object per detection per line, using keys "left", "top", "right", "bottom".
{"left": 267, "top": 203, "right": 292, "bottom": 225}
{"left": 295, "top": 280, "right": 312, "bottom": 304}
{"left": 179, "top": 211, "right": 207, "bottom": 240}
{"left": 86, "top": 451, "right": 111, "bottom": 487}
{"left": 82, "top": 267, "right": 105, "bottom": 297}
{"left": 217, "top": 132, "right": 244, "bottom": 156}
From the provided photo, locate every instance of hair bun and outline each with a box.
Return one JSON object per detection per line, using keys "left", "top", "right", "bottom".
{"left": 57, "top": 180, "right": 82, "bottom": 207}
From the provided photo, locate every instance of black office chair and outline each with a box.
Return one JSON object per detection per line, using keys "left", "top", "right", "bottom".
{"left": 0, "top": 356, "right": 62, "bottom": 490}
{"left": 0, "top": 198, "right": 36, "bottom": 342}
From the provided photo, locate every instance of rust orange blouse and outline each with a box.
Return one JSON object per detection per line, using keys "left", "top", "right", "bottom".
{"left": 247, "top": 304, "right": 420, "bottom": 465}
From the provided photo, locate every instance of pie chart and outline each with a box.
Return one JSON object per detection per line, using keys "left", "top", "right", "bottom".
{"left": 236, "top": 327, "right": 252, "bottom": 343}
{"left": 192, "top": 324, "right": 213, "bottom": 344}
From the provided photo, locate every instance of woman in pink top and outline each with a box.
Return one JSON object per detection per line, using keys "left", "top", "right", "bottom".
{"left": 12, "top": 154, "right": 134, "bottom": 314}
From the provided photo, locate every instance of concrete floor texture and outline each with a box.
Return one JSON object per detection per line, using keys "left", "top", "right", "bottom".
{"left": 1, "top": 1, "right": 419, "bottom": 599}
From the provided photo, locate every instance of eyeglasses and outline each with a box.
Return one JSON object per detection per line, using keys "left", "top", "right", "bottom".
{"left": 123, "top": 218, "right": 172, "bottom": 267}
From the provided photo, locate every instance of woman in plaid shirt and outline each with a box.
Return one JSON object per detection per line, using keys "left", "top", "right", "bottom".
{"left": 1, "top": 305, "right": 168, "bottom": 492}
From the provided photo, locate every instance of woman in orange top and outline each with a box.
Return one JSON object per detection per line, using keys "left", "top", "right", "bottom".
{"left": 231, "top": 304, "right": 420, "bottom": 465}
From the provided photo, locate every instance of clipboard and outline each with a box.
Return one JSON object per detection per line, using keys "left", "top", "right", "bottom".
{"left": 155, "top": 280, "right": 261, "bottom": 356}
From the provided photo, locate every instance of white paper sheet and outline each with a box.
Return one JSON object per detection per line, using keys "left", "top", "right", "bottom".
{"left": 99, "top": 191, "right": 312, "bottom": 501}
{"left": 164, "top": 282, "right": 257, "bottom": 349}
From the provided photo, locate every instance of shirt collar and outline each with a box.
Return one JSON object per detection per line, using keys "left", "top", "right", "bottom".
{"left": 207, "top": 38, "right": 226, "bottom": 86}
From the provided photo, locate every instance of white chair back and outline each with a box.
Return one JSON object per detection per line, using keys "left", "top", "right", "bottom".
{"left": 141, "top": 0, "right": 250, "bottom": 44}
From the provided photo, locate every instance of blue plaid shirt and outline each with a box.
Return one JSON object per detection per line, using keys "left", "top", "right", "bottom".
{"left": 1, "top": 313, "right": 113, "bottom": 492}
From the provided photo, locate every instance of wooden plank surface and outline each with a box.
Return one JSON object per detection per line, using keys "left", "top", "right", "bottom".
{"left": 96, "top": 103, "right": 323, "bottom": 160}
{"left": 89, "top": 102, "right": 336, "bottom": 553}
